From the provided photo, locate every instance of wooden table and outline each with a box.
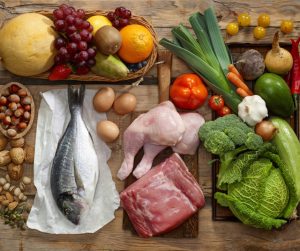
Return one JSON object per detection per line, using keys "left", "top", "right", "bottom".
{"left": 1, "top": 1, "right": 300, "bottom": 250}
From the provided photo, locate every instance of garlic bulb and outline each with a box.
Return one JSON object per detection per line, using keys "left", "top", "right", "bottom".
{"left": 238, "top": 95, "right": 268, "bottom": 126}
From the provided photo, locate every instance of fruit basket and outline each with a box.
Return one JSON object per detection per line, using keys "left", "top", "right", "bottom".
{"left": 34, "top": 10, "right": 158, "bottom": 82}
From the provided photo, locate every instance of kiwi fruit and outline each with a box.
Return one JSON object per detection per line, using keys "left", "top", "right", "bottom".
{"left": 94, "top": 25, "right": 122, "bottom": 55}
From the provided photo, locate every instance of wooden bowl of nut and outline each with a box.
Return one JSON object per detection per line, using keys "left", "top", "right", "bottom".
{"left": 0, "top": 82, "right": 35, "bottom": 139}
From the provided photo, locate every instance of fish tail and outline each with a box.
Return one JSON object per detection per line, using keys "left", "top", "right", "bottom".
{"left": 68, "top": 85, "right": 85, "bottom": 114}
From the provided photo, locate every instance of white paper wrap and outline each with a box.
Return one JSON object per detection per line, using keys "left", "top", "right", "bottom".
{"left": 27, "top": 88, "right": 120, "bottom": 234}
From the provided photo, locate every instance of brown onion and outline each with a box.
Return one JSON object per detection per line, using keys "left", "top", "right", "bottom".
{"left": 255, "top": 120, "right": 277, "bottom": 141}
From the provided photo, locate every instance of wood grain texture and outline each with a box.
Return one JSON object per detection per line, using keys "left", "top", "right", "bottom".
{"left": 0, "top": 0, "right": 300, "bottom": 250}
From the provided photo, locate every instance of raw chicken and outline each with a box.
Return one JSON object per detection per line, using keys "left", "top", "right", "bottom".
{"left": 133, "top": 112, "right": 205, "bottom": 179}
{"left": 117, "top": 101, "right": 185, "bottom": 180}
{"left": 120, "top": 153, "right": 205, "bottom": 238}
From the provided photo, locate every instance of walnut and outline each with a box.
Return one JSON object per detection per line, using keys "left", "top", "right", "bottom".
{"left": 10, "top": 137, "right": 25, "bottom": 148}
{"left": 0, "top": 135, "right": 8, "bottom": 151}
{"left": 10, "top": 147, "right": 24, "bottom": 164}
{"left": 0, "top": 150, "right": 11, "bottom": 166}
{"left": 7, "top": 163, "right": 23, "bottom": 181}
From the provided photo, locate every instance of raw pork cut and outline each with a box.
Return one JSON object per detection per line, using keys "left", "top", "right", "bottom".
{"left": 120, "top": 153, "right": 205, "bottom": 237}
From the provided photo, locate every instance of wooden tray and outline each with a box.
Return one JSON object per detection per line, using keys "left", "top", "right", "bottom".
{"left": 122, "top": 145, "right": 200, "bottom": 238}
{"left": 212, "top": 44, "right": 299, "bottom": 222}
{"left": 32, "top": 10, "right": 158, "bottom": 82}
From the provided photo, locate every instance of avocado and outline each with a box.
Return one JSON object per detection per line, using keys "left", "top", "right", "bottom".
{"left": 254, "top": 73, "right": 294, "bottom": 117}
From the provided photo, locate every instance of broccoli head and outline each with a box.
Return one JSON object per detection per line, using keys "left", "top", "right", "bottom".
{"left": 199, "top": 114, "right": 258, "bottom": 155}
{"left": 245, "top": 132, "right": 264, "bottom": 150}
{"left": 203, "top": 131, "right": 235, "bottom": 155}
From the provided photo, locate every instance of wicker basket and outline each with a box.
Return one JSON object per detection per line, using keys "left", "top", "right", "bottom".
{"left": 34, "top": 10, "right": 158, "bottom": 82}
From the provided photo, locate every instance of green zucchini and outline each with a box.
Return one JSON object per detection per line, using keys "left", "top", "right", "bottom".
{"left": 271, "top": 117, "right": 300, "bottom": 218}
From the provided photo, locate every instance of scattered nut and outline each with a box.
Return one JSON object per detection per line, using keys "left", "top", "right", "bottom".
{"left": 8, "top": 201, "right": 18, "bottom": 210}
{"left": 2, "top": 200, "right": 9, "bottom": 206}
{"left": 5, "top": 174, "right": 10, "bottom": 183}
{"left": 7, "top": 163, "right": 23, "bottom": 181}
{"left": 0, "top": 135, "right": 8, "bottom": 151}
{"left": 24, "top": 145, "right": 34, "bottom": 164}
{"left": 8, "top": 94, "right": 20, "bottom": 103}
{"left": 5, "top": 192, "right": 13, "bottom": 203}
{"left": 22, "top": 176, "right": 32, "bottom": 185}
{"left": 18, "top": 193, "right": 24, "bottom": 200}
{"left": 0, "top": 150, "right": 11, "bottom": 166}
{"left": 10, "top": 148, "right": 24, "bottom": 165}
{"left": 0, "top": 177, "right": 6, "bottom": 185}
{"left": 10, "top": 137, "right": 25, "bottom": 148}
{"left": 13, "top": 187, "right": 21, "bottom": 197}
{"left": 7, "top": 129, "right": 17, "bottom": 138}
{"left": 3, "top": 183, "right": 10, "bottom": 191}
{"left": 19, "top": 182, "right": 25, "bottom": 191}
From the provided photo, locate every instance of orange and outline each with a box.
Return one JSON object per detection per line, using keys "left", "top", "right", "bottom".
{"left": 118, "top": 24, "right": 154, "bottom": 63}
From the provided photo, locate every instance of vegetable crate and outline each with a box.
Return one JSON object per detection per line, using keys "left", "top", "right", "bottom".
{"left": 212, "top": 44, "right": 300, "bottom": 222}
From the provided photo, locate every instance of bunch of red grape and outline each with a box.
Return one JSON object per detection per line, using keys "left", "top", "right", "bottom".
{"left": 107, "top": 7, "right": 132, "bottom": 29}
{"left": 53, "top": 4, "right": 96, "bottom": 75}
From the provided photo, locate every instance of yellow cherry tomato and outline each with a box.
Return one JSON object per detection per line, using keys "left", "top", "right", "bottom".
{"left": 258, "top": 14, "right": 270, "bottom": 28}
{"left": 238, "top": 13, "right": 251, "bottom": 27}
{"left": 253, "top": 26, "right": 266, "bottom": 39}
{"left": 226, "top": 22, "right": 239, "bottom": 35}
{"left": 281, "top": 20, "right": 294, "bottom": 34}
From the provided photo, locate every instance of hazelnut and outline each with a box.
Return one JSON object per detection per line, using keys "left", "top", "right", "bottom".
{"left": 14, "top": 108, "right": 24, "bottom": 118}
{"left": 0, "top": 106, "right": 7, "bottom": 113}
{"left": 18, "top": 122, "right": 27, "bottom": 130}
{"left": 8, "top": 102, "right": 17, "bottom": 111}
{"left": 7, "top": 129, "right": 17, "bottom": 138}
{"left": 8, "top": 94, "right": 20, "bottom": 103}
{"left": 11, "top": 116, "right": 20, "bottom": 126}
{"left": 10, "top": 137, "right": 25, "bottom": 148}
{"left": 24, "top": 145, "right": 34, "bottom": 164}
{"left": 21, "top": 96, "right": 31, "bottom": 105}
{"left": 10, "top": 148, "right": 25, "bottom": 164}
{"left": 23, "top": 111, "right": 31, "bottom": 121}
{"left": 9, "top": 84, "right": 21, "bottom": 94}
{"left": 0, "top": 113, "right": 5, "bottom": 121}
{"left": 0, "top": 96, "right": 7, "bottom": 106}
{"left": 17, "top": 89, "right": 27, "bottom": 97}
{"left": 23, "top": 105, "right": 31, "bottom": 111}
{"left": 3, "top": 116, "right": 11, "bottom": 125}
{"left": 7, "top": 163, "right": 23, "bottom": 181}
{"left": 5, "top": 109, "right": 13, "bottom": 116}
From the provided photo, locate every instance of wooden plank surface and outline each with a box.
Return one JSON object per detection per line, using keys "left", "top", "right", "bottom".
{"left": 0, "top": 0, "right": 300, "bottom": 251}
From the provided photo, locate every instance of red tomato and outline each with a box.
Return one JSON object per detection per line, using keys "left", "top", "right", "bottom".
{"left": 170, "top": 73, "right": 208, "bottom": 110}
{"left": 208, "top": 95, "right": 224, "bottom": 111}
{"left": 217, "top": 106, "right": 231, "bottom": 117}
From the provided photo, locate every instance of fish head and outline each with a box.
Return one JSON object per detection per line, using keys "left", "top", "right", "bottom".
{"left": 57, "top": 192, "right": 87, "bottom": 225}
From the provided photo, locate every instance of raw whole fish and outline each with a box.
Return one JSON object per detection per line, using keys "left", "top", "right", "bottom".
{"left": 50, "top": 85, "right": 99, "bottom": 225}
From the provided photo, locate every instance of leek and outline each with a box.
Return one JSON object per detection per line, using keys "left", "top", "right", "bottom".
{"left": 159, "top": 6, "right": 241, "bottom": 113}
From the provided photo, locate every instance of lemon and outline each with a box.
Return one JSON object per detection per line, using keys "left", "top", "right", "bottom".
{"left": 87, "top": 15, "right": 112, "bottom": 36}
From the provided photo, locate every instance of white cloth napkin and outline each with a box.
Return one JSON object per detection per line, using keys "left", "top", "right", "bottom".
{"left": 27, "top": 88, "right": 120, "bottom": 234}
